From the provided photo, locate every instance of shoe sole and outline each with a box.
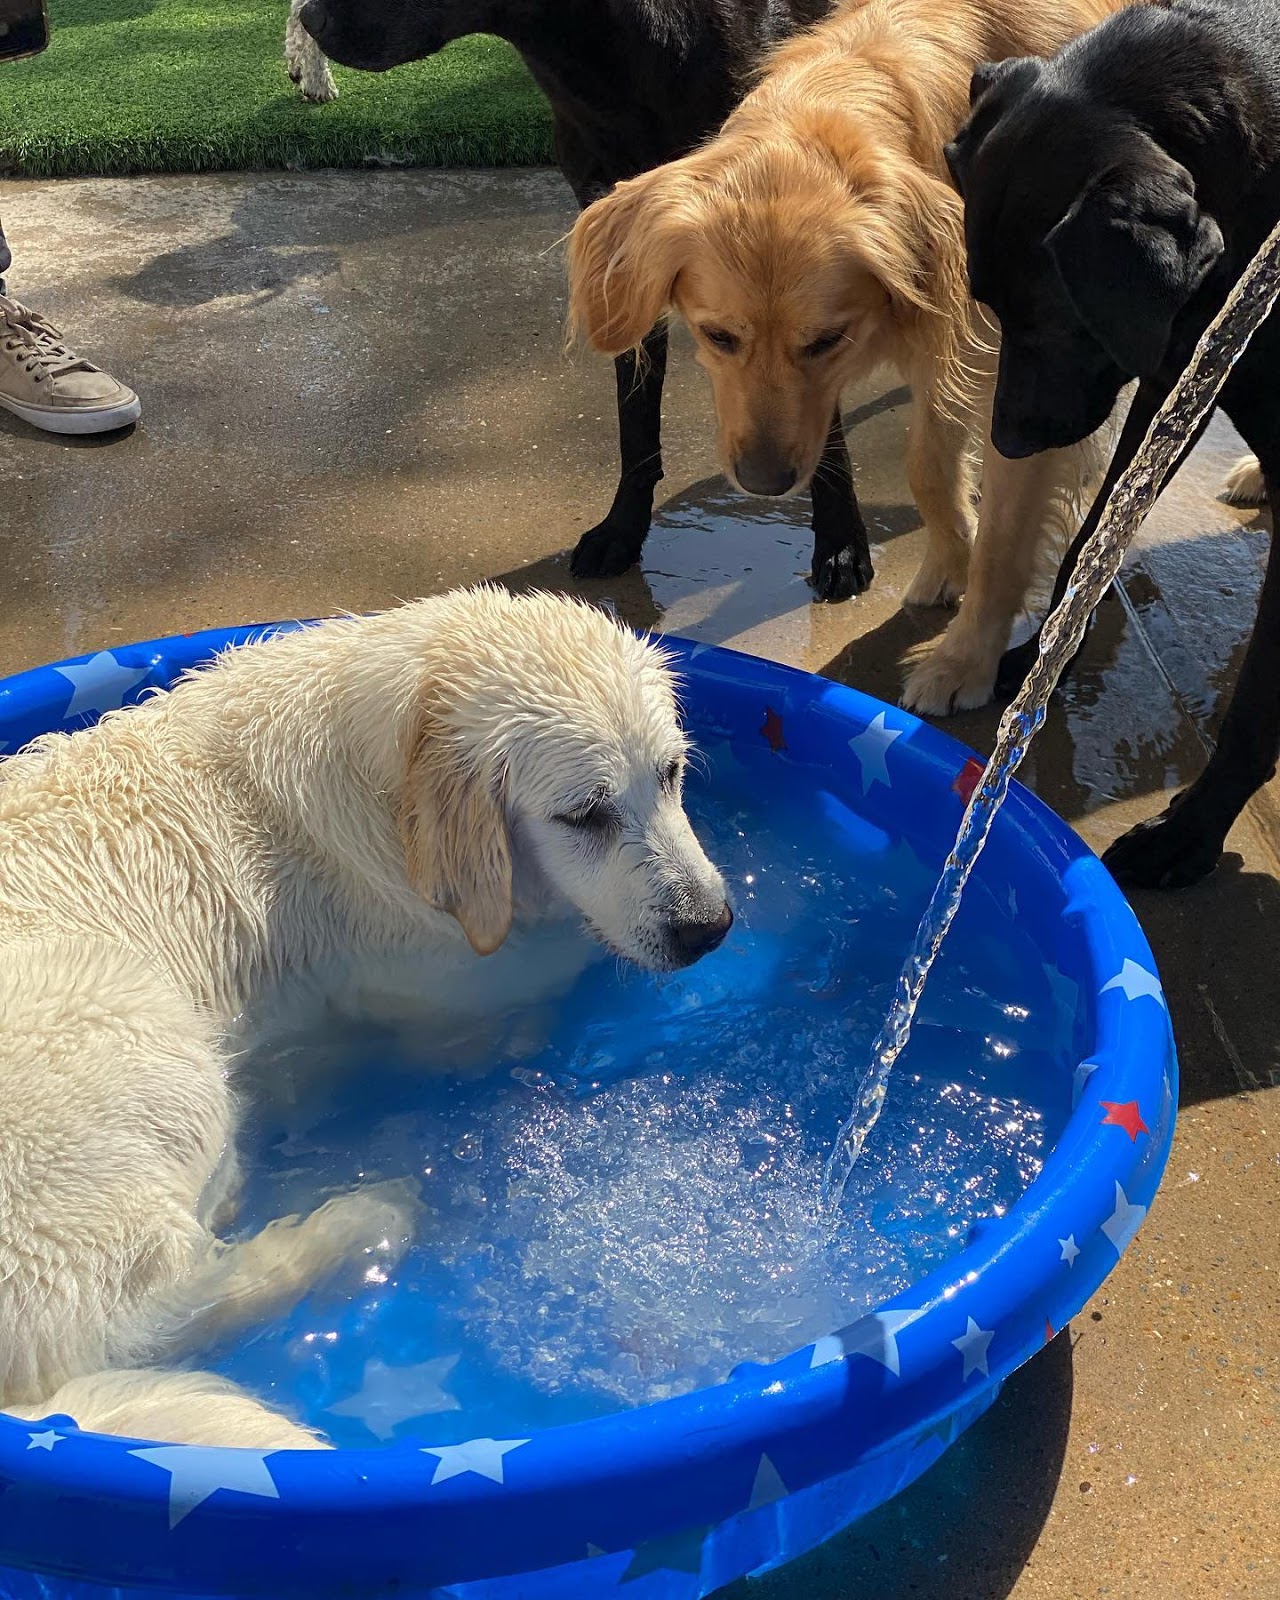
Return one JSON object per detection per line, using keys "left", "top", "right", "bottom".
{"left": 0, "top": 391, "right": 142, "bottom": 435}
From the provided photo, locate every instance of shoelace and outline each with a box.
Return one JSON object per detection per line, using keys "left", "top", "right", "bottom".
{"left": 0, "top": 298, "right": 94, "bottom": 382}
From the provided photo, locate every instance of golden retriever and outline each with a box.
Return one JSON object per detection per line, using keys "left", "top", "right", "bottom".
{"left": 0, "top": 587, "right": 730, "bottom": 1448}
{"left": 568, "top": 0, "right": 1132, "bottom": 714}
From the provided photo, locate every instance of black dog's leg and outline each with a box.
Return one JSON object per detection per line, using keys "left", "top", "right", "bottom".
{"left": 996, "top": 383, "right": 1209, "bottom": 695}
{"left": 808, "top": 406, "right": 874, "bottom": 601}
{"left": 570, "top": 324, "right": 667, "bottom": 579}
{"left": 1104, "top": 471, "right": 1279, "bottom": 890}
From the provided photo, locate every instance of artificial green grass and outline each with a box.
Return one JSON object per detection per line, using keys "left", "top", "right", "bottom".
{"left": 0, "top": 0, "right": 554, "bottom": 177}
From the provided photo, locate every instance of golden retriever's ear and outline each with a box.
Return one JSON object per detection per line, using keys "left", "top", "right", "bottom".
{"left": 398, "top": 705, "right": 512, "bottom": 956}
{"left": 854, "top": 156, "right": 972, "bottom": 410}
{"left": 567, "top": 165, "right": 694, "bottom": 354}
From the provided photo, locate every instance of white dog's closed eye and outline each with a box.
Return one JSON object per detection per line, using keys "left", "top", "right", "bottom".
{"left": 513, "top": 737, "right": 732, "bottom": 974}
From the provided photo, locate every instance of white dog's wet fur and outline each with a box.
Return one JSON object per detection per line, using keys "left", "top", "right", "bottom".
{"left": 0, "top": 588, "right": 730, "bottom": 1448}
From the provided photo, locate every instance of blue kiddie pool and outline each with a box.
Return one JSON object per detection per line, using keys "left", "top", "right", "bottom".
{"left": 0, "top": 623, "right": 1175, "bottom": 1600}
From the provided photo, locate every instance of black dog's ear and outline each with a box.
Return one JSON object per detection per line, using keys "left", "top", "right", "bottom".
{"left": 968, "top": 55, "right": 1040, "bottom": 108}
{"left": 1046, "top": 150, "right": 1224, "bottom": 377}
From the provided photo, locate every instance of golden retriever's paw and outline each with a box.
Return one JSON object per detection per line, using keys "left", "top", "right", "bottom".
{"left": 1221, "top": 453, "right": 1267, "bottom": 506}
{"left": 903, "top": 546, "right": 969, "bottom": 608}
{"left": 901, "top": 641, "right": 999, "bottom": 717}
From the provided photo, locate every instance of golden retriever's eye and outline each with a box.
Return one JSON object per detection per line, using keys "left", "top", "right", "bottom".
{"left": 554, "top": 798, "right": 616, "bottom": 833}
{"left": 802, "top": 327, "right": 848, "bottom": 359}
{"left": 701, "top": 325, "right": 740, "bottom": 355}
{"left": 659, "top": 758, "right": 682, "bottom": 791}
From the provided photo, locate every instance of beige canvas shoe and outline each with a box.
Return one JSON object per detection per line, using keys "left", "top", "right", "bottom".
{"left": 0, "top": 295, "right": 141, "bottom": 435}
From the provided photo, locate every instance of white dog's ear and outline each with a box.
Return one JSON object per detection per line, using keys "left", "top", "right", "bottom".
{"left": 397, "top": 704, "right": 512, "bottom": 956}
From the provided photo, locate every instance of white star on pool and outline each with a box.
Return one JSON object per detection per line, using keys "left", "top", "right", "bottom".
{"left": 1073, "top": 1059, "right": 1102, "bottom": 1107}
{"left": 951, "top": 1316, "right": 995, "bottom": 1380}
{"left": 810, "top": 1308, "right": 919, "bottom": 1377}
{"left": 26, "top": 1430, "right": 63, "bottom": 1451}
{"left": 420, "top": 1436, "right": 528, "bottom": 1487}
{"left": 129, "top": 1446, "right": 280, "bottom": 1529}
{"left": 848, "top": 712, "right": 904, "bottom": 793}
{"left": 748, "top": 1454, "right": 789, "bottom": 1511}
{"left": 326, "top": 1355, "right": 460, "bottom": 1440}
{"left": 1101, "top": 959, "right": 1166, "bottom": 1007}
{"left": 1059, "top": 1235, "right": 1080, "bottom": 1267}
{"left": 55, "top": 652, "right": 151, "bottom": 720}
{"left": 1101, "top": 1180, "right": 1147, "bottom": 1255}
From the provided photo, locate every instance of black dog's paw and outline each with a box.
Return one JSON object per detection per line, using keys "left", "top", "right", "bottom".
{"left": 996, "top": 634, "right": 1040, "bottom": 697}
{"left": 570, "top": 520, "right": 647, "bottom": 580}
{"left": 1102, "top": 810, "right": 1224, "bottom": 892}
{"left": 811, "top": 542, "right": 873, "bottom": 602}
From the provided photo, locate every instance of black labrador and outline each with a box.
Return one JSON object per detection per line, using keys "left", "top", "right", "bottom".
{"left": 944, "top": 0, "right": 1280, "bottom": 890}
{"left": 299, "top": 0, "right": 873, "bottom": 600}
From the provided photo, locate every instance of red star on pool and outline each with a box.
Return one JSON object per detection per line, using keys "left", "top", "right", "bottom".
{"left": 1099, "top": 1100, "right": 1149, "bottom": 1141}
{"left": 1044, "top": 1316, "right": 1055, "bottom": 1345}
{"left": 952, "top": 757, "right": 985, "bottom": 803}
{"left": 760, "top": 707, "right": 787, "bottom": 753}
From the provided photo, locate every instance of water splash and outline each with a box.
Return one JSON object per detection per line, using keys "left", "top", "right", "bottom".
{"left": 823, "top": 218, "right": 1280, "bottom": 1208}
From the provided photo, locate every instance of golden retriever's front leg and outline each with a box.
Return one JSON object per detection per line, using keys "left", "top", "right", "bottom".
{"left": 902, "top": 442, "right": 1070, "bottom": 716}
{"left": 901, "top": 384, "right": 978, "bottom": 608}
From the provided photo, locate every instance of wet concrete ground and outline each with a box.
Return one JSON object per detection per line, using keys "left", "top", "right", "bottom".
{"left": 0, "top": 169, "right": 1276, "bottom": 1599}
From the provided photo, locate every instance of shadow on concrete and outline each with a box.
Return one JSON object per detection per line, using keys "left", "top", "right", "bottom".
{"left": 112, "top": 236, "right": 340, "bottom": 310}
{"left": 1122, "top": 857, "right": 1280, "bottom": 1101}
{"left": 0, "top": 415, "right": 138, "bottom": 449}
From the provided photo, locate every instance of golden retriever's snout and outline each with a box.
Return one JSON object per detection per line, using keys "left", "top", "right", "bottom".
{"left": 668, "top": 902, "right": 734, "bottom": 965}
{"left": 732, "top": 445, "right": 799, "bottom": 498}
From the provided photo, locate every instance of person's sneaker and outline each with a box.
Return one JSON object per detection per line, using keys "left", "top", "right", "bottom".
{"left": 0, "top": 295, "right": 140, "bottom": 435}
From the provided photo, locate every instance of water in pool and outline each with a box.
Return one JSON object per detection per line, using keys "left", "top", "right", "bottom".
{"left": 216, "top": 732, "right": 1075, "bottom": 1446}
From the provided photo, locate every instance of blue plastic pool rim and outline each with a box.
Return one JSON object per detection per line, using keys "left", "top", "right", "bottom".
{"left": 0, "top": 622, "right": 1177, "bottom": 1597}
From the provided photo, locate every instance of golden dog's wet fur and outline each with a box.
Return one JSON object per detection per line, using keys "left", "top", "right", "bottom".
{"left": 569, "top": 0, "right": 1127, "bottom": 713}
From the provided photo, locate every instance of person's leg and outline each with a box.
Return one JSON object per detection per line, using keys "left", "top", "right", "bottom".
{"left": 0, "top": 215, "right": 140, "bottom": 435}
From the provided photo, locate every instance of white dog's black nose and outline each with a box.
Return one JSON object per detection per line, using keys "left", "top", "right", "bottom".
{"left": 671, "top": 903, "right": 734, "bottom": 961}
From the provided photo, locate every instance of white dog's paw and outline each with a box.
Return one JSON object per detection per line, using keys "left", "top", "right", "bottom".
{"left": 312, "top": 1178, "right": 421, "bottom": 1263}
{"left": 300, "top": 63, "right": 339, "bottom": 103}
{"left": 285, "top": 16, "right": 339, "bottom": 102}
{"left": 902, "top": 544, "right": 969, "bottom": 608}
{"left": 1221, "top": 453, "right": 1267, "bottom": 506}
{"left": 901, "top": 639, "right": 999, "bottom": 717}
{"left": 267, "top": 1179, "right": 421, "bottom": 1289}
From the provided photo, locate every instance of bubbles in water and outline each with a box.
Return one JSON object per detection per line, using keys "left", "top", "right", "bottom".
{"left": 452, "top": 1133, "right": 483, "bottom": 1164}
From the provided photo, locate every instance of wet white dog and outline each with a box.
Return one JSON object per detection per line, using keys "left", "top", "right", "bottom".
{"left": 0, "top": 587, "right": 730, "bottom": 1448}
